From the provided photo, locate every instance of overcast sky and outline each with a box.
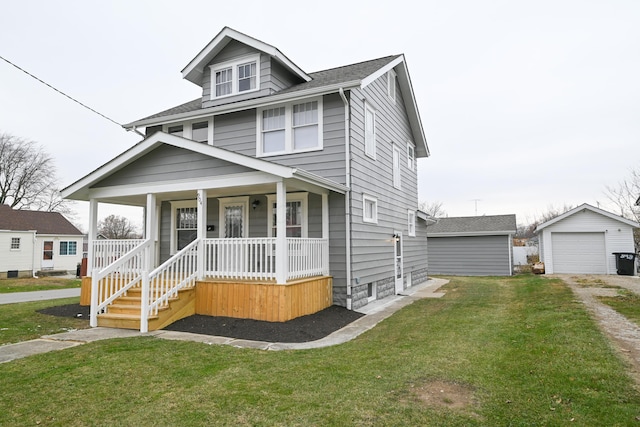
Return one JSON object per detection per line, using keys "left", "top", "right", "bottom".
{"left": 1, "top": 0, "right": 639, "bottom": 231}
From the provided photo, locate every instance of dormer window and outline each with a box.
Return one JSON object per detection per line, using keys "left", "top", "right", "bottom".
{"left": 210, "top": 54, "right": 260, "bottom": 99}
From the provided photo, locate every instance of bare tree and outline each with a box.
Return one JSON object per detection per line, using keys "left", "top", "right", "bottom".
{"left": 419, "top": 201, "right": 447, "bottom": 218}
{"left": 98, "top": 215, "right": 139, "bottom": 239}
{"left": 517, "top": 204, "right": 574, "bottom": 239}
{"left": 605, "top": 166, "right": 640, "bottom": 248}
{"left": 0, "top": 132, "right": 71, "bottom": 213}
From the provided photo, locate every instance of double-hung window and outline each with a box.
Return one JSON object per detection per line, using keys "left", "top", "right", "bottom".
{"left": 210, "top": 54, "right": 260, "bottom": 99}
{"left": 408, "top": 210, "right": 416, "bottom": 237}
{"left": 59, "top": 241, "right": 77, "bottom": 256}
{"left": 266, "top": 193, "right": 308, "bottom": 237}
{"left": 10, "top": 237, "right": 20, "bottom": 250}
{"left": 364, "top": 103, "right": 376, "bottom": 159}
{"left": 258, "top": 98, "right": 322, "bottom": 156}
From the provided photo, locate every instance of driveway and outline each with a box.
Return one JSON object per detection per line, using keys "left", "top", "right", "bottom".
{"left": 549, "top": 274, "right": 640, "bottom": 385}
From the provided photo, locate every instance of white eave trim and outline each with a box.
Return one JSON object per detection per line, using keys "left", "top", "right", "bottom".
{"left": 124, "top": 80, "right": 361, "bottom": 129}
{"left": 427, "top": 231, "right": 515, "bottom": 237}
{"left": 360, "top": 56, "right": 404, "bottom": 89}
{"left": 535, "top": 203, "right": 640, "bottom": 232}
{"left": 181, "top": 27, "right": 311, "bottom": 85}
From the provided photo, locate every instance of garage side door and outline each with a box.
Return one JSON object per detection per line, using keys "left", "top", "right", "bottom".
{"left": 551, "top": 232, "right": 606, "bottom": 274}
{"left": 428, "top": 235, "right": 511, "bottom": 276}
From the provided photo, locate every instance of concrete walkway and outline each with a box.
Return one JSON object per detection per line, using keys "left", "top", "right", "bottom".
{"left": 0, "top": 288, "right": 81, "bottom": 305}
{"left": 0, "top": 278, "right": 448, "bottom": 363}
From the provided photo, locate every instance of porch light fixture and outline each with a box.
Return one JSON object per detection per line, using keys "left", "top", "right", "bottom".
{"left": 252, "top": 199, "right": 260, "bottom": 210}
{"left": 392, "top": 233, "right": 400, "bottom": 242}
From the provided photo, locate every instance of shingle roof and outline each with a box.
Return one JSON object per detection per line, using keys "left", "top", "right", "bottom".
{"left": 0, "top": 205, "right": 82, "bottom": 235}
{"left": 427, "top": 215, "right": 517, "bottom": 235}
{"left": 137, "top": 55, "right": 400, "bottom": 122}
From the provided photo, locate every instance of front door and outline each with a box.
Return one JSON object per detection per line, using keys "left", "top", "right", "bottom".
{"left": 218, "top": 198, "right": 249, "bottom": 273}
{"left": 42, "top": 241, "right": 54, "bottom": 269}
{"left": 394, "top": 232, "right": 403, "bottom": 294}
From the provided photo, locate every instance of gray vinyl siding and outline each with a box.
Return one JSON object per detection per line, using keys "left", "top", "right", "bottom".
{"left": 329, "top": 193, "right": 347, "bottom": 306}
{"left": 92, "top": 145, "right": 253, "bottom": 188}
{"left": 269, "top": 60, "right": 304, "bottom": 92}
{"left": 427, "top": 235, "right": 512, "bottom": 276}
{"left": 212, "top": 93, "right": 346, "bottom": 184}
{"left": 348, "top": 72, "right": 424, "bottom": 301}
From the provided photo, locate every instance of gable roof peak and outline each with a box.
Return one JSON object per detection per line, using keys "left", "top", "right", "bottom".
{"left": 181, "top": 26, "right": 311, "bottom": 86}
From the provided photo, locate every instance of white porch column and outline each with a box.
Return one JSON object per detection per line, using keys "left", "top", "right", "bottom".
{"left": 275, "top": 181, "right": 287, "bottom": 284}
{"left": 145, "top": 193, "right": 157, "bottom": 270}
{"left": 322, "top": 193, "right": 329, "bottom": 276}
{"left": 197, "top": 189, "right": 208, "bottom": 280}
{"left": 87, "top": 198, "right": 98, "bottom": 276}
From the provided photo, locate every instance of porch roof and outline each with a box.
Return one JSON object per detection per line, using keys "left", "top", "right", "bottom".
{"left": 61, "top": 132, "right": 348, "bottom": 204}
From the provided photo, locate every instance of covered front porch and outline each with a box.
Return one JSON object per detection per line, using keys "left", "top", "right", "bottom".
{"left": 63, "top": 132, "right": 347, "bottom": 332}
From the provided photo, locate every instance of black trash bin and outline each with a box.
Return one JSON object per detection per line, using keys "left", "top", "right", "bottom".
{"left": 612, "top": 252, "right": 636, "bottom": 276}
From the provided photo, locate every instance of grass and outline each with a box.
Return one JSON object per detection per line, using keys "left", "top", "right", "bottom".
{"left": 0, "top": 297, "right": 89, "bottom": 345}
{"left": 598, "top": 289, "right": 640, "bottom": 327}
{"left": 1, "top": 275, "right": 639, "bottom": 426}
{"left": 0, "top": 277, "right": 81, "bottom": 293}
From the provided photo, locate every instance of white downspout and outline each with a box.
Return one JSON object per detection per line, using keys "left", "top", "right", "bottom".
{"left": 339, "top": 88, "right": 353, "bottom": 310}
{"left": 32, "top": 231, "right": 38, "bottom": 278}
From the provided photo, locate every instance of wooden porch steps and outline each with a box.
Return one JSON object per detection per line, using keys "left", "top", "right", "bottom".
{"left": 97, "top": 287, "right": 196, "bottom": 331}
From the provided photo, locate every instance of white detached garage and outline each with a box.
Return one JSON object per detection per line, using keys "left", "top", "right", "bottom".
{"left": 535, "top": 204, "right": 639, "bottom": 275}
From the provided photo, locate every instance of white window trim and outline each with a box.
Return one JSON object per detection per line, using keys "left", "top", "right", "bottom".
{"left": 209, "top": 54, "right": 261, "bottom": 100}
{"left": 408, "top": 210, "right": 416, "bottom": 237}
{"left": 367, "top": 282, "right": 377, "bottom": 302}
{"left": 407, "top": 142, "right": 415, "bottom": 171}
{"left": 387, "top": 70, "right": 397, "bottom": 104}
{"left": 10, "top": 237, "right": 21, "bottom": 251}
{"left": 59, "top": 240, "right": 78, "bottom": 256}
{"left": 362, "top": 194, "right": 378, "bottom": 224}
{"left": 364, "top": 102, "right": 376, "bottom": 160}
{"left": 266, "top": 192, "right": 309, "bottom": 238}
{"left": 170, "top": 200, "right": 197, "bottom": 254}
{"left": 393, "top": 145, "right": 402, "bottom": 190}
{"left": 162, "top": 118, "right": 214, "bottom": 145}
{"left": 256, "top": 97, "right": 324, "bottom": 157}
{"left": 218, "top": 196, "right": 250, "bottom": 239}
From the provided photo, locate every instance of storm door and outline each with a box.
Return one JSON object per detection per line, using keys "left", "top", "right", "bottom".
{"left": 42, "top": 241, "right": 54, "bottom": 269}
{"left": 394, "top": 232, "right": 403, "bottom": 294}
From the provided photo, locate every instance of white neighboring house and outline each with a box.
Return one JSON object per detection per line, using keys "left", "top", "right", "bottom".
{"left": 0, "top": 204, "right": 84, "bottom": 278}
{"left": 535, "top": 203, "right": 639, "bottom": 275}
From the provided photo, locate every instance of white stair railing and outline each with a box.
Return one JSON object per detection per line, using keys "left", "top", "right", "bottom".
{"left": 141, "top": 239, "right": 199, "bottom": 332}
{"left": 90, "top": 239, "right": 151, "bottom": 327}
{"left": 92, "top": 239, "right": 145, "bottom": 271}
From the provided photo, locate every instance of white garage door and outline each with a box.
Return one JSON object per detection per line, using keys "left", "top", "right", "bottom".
{"left": 551, "top": 232, "right": 607, "bottom": 274}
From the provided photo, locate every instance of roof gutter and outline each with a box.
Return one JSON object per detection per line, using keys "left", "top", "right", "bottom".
{"left": 124, "top": 81, "right": 362, "bottom": 130}
{"left": 339, "top": 87, "right": 353, "bottom": 310}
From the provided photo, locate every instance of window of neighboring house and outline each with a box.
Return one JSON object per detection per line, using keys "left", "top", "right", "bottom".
{"left": 10, "top": 237, "right": 20, "bottom": 250}
{"left": 266, "top": 193, "right": 308, "bottom": 237}
{"left": 191, "top": 121, "right": 209, "bottom": 143}
{"left": 393, "top": 145, "right": 402, "bottom": 190}
{"left": 364, "top": 103, "right": 376, "bottom": 159}
{"left": 387, "top": 70, "right": 396, "bottom": 103}
{"left": 408, "top": 210, "right": 416, "bottom": 237}
{"left": 59, "top": 241, "right": 77, "bottom": 256}
{"left": 257, "top": 98, "right": 322, "bottom": 156}
{"left": 407, "top": 143, "right": 415, "bottom": 171}
{"left": 168, "top": 125, "right": 183, "bottom": 137}
{"left": 210, "top": 55, "right": 260, "bottom": 99}
{"left": 362, "top": 194, "right": 378, "bottom": 224}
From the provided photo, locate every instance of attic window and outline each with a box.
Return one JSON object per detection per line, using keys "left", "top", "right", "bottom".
{"left": 387, "top": 70, "right": 396, "bottom": 103}
{"left": 210, "top": 54, "right": 260, "bottom": 99}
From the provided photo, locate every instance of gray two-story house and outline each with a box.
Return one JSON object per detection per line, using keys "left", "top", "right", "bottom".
{"left": 62, "top": 27, "right": 430, "bottom": 332}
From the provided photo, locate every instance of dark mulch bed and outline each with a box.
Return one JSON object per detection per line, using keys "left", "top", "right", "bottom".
{"left": 37, "top": 304, "right": 363, "bottom": 343}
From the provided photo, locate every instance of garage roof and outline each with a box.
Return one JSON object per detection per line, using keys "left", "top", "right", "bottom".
{"left": 535, "top": 203, "right": 640, "bottom": 232}
{"left": 427, "top": 214, "right": 517, "bottom": 237}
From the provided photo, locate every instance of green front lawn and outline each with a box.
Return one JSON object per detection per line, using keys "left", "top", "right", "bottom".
{"left": 1, "top": 275, "right": 639, "bottom": 426}
{"left": 0, "top": 277, "right": 81, "bottom": 293}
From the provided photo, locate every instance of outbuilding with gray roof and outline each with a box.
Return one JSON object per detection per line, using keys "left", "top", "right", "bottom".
{"left": 426, "top": 215, "right": 517, "bottom": 276}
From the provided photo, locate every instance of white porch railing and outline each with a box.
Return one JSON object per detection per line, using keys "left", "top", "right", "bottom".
{"left": 288, "top": 238, "right": 329, "bottom": 280}
{"left": 203, "top": 238, "right": 277, "bottom": 280}
{"left": 141, "top": 239, "right": 199, "bottom": 332}
{"left": 202, "top": 238, "right": 329, "bottom": 281}
{"left": 90, "top": 239, "right": 152, "bottom": 327}
{"left": 92, "top": 239, "right": 145, "bottom": 271}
